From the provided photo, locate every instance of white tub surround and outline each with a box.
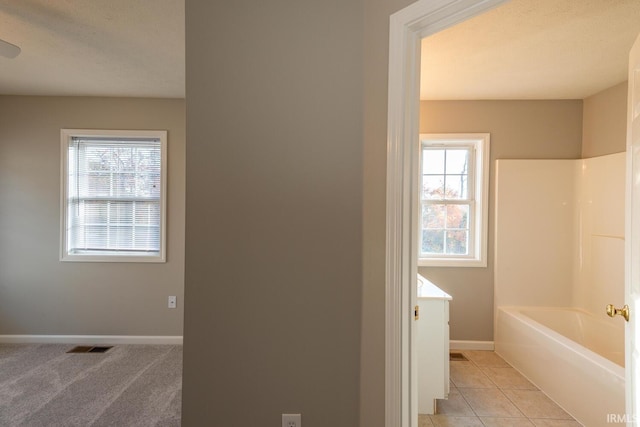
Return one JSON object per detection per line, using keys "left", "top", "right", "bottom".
{"left": 496, "top": 307, "right": 624, "bottom": 426}
{"left": 494, "top": 153, "right": 626, "bottom": 425}
{"left": 494, "top": 160, "right": 576, "bottom": 309}
{"left": 417, "top": 275, "right": 452, "bottom": 414}
{"left": 494, "top": 153, "right": 625, "bottom": 314}
{"left": 574, "top": 153, "right": 625, "bottom": 321}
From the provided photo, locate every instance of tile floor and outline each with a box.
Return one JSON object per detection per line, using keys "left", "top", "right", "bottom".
{"left": 419, "top": 350, "right": 583, "bottom": 427}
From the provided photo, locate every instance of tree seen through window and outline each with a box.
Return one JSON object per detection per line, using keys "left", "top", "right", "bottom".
{"left": 421, "top": 148, "right": 471, "bottom": 256}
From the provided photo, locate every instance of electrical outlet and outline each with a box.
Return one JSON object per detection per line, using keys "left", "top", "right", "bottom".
{"left": 168, "top": 296, "right": 177, "bottom": 309}
{"left": 282, "top": 413, "right": 301, "bottom": 427}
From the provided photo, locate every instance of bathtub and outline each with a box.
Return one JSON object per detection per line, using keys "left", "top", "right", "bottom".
{"left": 495, "top": 307, "right": 625, "bottom": 427}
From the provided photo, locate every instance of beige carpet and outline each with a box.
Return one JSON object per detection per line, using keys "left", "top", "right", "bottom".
{"left": 0, "top": 343, "right": 182, "bottom": 426}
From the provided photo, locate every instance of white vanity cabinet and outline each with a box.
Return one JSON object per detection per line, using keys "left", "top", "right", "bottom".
{"left": 417, "top": 274, "right": 452, "bottom": 414}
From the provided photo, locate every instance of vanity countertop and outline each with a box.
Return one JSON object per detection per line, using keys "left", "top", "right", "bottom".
{"left": 417, "top": 274, "right": 452, "bottom": 300}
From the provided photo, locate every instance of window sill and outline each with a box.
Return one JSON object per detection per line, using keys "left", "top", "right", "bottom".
{"left": 418, "top": 258, "right": 486, "bottom": 268}
{"left": 60, "top": 253, "right": 165, "bottom": 263}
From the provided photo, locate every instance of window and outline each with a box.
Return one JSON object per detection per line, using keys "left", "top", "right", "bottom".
{"left": 60, "top": 129, "right": 167, "bottom": 262}
{"left": 419, "top": 133, "right": 489, "bottom": 267}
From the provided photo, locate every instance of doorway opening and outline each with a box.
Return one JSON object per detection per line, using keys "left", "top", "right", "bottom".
{"left": 387, "top": 1, "right": 640, "bottom": 426}
{"left": 385, "top": 2, "right": 510, "bottom": 426}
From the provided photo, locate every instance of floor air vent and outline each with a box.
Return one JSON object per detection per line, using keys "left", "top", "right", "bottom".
{"left": 449, "top": 352, "right": 468, "bottom": 361}
{"left": 67, "top": 346, "right": 113, "bottom": 354}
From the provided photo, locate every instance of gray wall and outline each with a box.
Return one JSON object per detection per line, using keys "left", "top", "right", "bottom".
{"left": 182, "top": 2, "right": 600, "bottom": 426}
{"left": 583, "top": 81, "right": 628, "bottom": 158}
{"left": 183, "top": 1, "right": 364, "bottom": 425}
{"left": 419, "top": 100, "right": 583, "bottom": 341}
{"left": 0, "top": 96, "right": 185, "bottom": 336}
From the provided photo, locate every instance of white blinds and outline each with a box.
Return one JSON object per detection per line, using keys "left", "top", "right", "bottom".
{"left": 66, "top": 137, "right": 162, "bottom": 255}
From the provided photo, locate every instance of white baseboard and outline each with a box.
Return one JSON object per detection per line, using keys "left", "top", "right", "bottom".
{"left": 0, "top": 335, "right": 183, "bottom": 345}
{"left": 450, "top": 340, "right": 494, "bottom": 351}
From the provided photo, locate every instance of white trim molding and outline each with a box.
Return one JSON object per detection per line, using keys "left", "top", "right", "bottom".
{"left": 0, "top": 335, "right": 183, "bottom": 345}
{"left": 60, "top": 129, "right": 168, "bottom": 263}
{"left": 385, "top": 1, "right": 510, "bottom": 427}
{"left": 450, "top": 340, "right": 495, "bottom": 351}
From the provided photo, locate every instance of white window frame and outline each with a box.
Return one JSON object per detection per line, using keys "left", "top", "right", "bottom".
{"left": 418, "top": 133, "right": 489, "bottom": 267}
{"left": 60, "top": 129, "right": 167, "bottom": 263}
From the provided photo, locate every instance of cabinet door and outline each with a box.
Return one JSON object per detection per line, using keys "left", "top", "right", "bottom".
{"left": 417, "top": 299, "right": 448, "bottom": 414}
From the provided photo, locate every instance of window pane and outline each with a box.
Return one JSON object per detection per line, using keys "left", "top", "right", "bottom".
{"left": 422, "top": 175, "right": 445, "bottom": 200}
{"left": 423, "top": 204, "right": 445, "bottom": 229}
{"left": 422, "top": 229, "right": 444, "bottom": 254}
{"left": 446, "top": 230, "right": 468, "bottom": 255}
{"left": 107, "top": 226, "right": 134, "bottom": 250}
{"left": 65, "top": 133, "right": 164, "bottom": 258}
{"left": 70, "top": 200, "right": 160, "bottom": 251}
{"left": 422, "top": 149, "right": 444, "bottom": 174}
{"left": 134, "top": 202, "right": 161, "bottom": 225}
{"left": 418, "top": 134, "right": 488, "bottom": 265}
{"left": 444, "top": 175, "right": 468, "bottom": 199}
{"left": 83, "top": 201, "right": 108, "bottom": 225}
{"left": 446, "top": 204, "right": 469, "bottom": 230}
{"left": 133, "top": 225, "right": 161, "bottom": 250}
{"left": 109, "top": 201, "right": 133, "bottom": 224}
{"left": 77, "top": 145, "right": 161, "bottom": 199}
{"left": 445, "top": 149, "right": 469, "bottom": 175}
{"left": 84, "top": 172, "right": 111, "bottom": 196}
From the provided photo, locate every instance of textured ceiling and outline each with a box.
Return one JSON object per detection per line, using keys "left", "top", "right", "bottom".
{"left": 0, "top": 0, "right": 184, "bottom": 98}
{"left": 1, "top": 1, "right": 638, "bottom": 100}
{"left": 421, "top": 0, "right": 640, "bottom": 100}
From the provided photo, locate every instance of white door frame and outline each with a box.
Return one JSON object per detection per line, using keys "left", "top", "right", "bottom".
{"left": 385, "top": 1, "right": 511, "bottom": 426}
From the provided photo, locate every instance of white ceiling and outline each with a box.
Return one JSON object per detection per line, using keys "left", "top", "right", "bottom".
{"left": 421, "top": 0, "right": 640, "bottom": 100}
{"left": 0, "top": 0, "right": 184, "bottom": 98}
{"left": 1, "top": 1, "right": 638, "bottom": 100}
